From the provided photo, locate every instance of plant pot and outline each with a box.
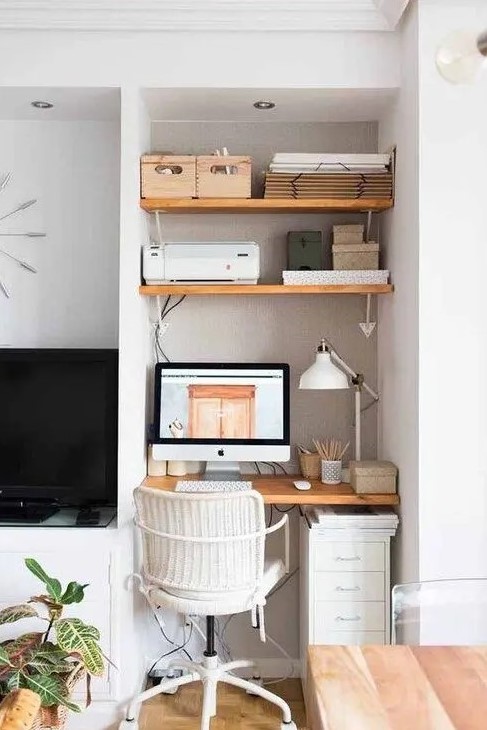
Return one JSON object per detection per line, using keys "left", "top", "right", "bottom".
{"left": 321, "top": 460, "right": 342, "bottom": 485}
{"left": 31, "top": 666, "right": 85, "bottom": 730}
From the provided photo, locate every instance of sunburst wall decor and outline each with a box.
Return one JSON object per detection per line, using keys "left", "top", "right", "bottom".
{"left": 0, "top": 171, "right": 46, "bottom": 298}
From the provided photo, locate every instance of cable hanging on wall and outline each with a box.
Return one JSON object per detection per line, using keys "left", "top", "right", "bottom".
{"left": 0, "top": 172, "right": 46, "bottom": 298}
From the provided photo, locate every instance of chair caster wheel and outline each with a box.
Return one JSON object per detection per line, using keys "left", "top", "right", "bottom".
{"left": 119, "top": 720, "right": 138, "bottom": 729}
{"left": 280, "top": 722, "right": 297, "bottom": 730}
{"left": 246, "top": 676, "right": 263, "bottom": 695}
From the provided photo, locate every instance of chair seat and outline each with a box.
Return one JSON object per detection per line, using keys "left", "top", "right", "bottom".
{"left": 147, "top": 558, "right": 286, "bottom": 617}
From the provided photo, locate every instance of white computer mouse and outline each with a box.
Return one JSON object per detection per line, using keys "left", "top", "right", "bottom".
{"left": 293, "top": 480, "right": 311, "bottom": 491}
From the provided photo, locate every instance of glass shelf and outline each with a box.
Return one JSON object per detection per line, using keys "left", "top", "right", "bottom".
{"left": 0, "top": 507, "right": 117, "bottom": 529}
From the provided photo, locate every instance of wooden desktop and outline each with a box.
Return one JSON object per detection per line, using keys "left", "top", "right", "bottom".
{"left": 141, "top": 475, "right": 399, "bottom": 506}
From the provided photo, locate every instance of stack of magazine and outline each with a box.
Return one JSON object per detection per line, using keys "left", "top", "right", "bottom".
{"left": 306, "top": 505, "right": 399, "bottom": 531}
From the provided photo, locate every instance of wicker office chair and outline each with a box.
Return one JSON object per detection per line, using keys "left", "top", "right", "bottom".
{"left": 120, "top": 486, "right": 296, "bottom": 730}
{"left": 392, "top": 578, "right": 487, "bottom": 645}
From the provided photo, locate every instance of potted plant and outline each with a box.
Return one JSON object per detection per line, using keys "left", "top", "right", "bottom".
{"left": 0, "top": 559, "right": 106, "bottom": 730}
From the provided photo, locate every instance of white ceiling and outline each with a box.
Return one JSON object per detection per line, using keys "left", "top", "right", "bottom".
{"left": 143, "top": 87, "right": 398, "bottom": 123}
{"left": 0, "top": 88, "right": 120, "bottom": 121}
{"left": 0, "top": 0, "right": 411, "bottom": 32}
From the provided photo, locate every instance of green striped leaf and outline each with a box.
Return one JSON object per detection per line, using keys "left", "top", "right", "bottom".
{"left": 5, "top": 633, "right": 42, "bottom": 663}
{"left": 24, "top": 674, "right": 81, "bottom": 712}
{"left": 29, "top": 643, "right": 69, "bottom": 665}
{"left": 6, "top": 670, "right": 25, "bottom": 691}
{"left": 0, "top": 604, "right": 38, "bottom": 626}
{"left": 0, "top": 646, "right": 12, "bottom": 667}
{"left": 55, "top": 619, "right": 104, "bottom": 676}
{"left": 24, "top": 559, "right": 62, "bottom": 602}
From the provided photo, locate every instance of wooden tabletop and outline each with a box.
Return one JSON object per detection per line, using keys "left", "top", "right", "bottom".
{"left": 141, "top": 475, "right": 399, "bottom": 506}
{"left": 307, "top": 645, "right": 487, "bottom": 730}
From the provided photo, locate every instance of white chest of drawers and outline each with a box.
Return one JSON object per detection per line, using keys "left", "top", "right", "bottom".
{"left": 300, "top": 515, "right": 397, "bottom": 680}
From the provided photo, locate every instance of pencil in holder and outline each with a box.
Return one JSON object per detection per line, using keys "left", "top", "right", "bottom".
{"left": 298, "top": 452, "right": 321, "bottom": 480}
{"left": 321, "top": 460, "right": 342, "bottom": 485}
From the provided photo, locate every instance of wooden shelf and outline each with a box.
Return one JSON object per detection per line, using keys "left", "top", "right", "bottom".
{"left": 139, "top": 283, "right": 393, "bottom": 296}
{"left": 140, "top": 197, "right": 394, "bottom": 214}
{"left": 142, "top": 475, "right": 400, "bottom": 506}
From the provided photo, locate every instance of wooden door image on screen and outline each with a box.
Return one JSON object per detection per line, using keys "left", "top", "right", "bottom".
{"left": 187, "top": 385, "right": 256, "bottom": 438}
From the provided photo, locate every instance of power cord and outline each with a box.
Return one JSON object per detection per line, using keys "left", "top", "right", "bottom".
{"left": 148, "top": 609, "right": 193, "bottom": 676}
{"left": 153, "top": 294, "right": 186, "bottom": 363}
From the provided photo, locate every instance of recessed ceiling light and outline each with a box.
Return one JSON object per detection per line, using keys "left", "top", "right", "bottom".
{"left": 253, "top": 100, "right": 276, "bottom": 110}
{"left": 31, "top": 101, "right": 54, "bottom": 109}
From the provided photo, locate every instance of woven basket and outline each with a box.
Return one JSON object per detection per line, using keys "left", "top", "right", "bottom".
{"left": 31, "top": 666, "right": 85, "bottom": 730}
{"left": 298, "top": 452, "right": 321, "bottom": 480}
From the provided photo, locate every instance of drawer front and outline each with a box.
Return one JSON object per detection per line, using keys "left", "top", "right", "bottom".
{"left": 314, "top": 571, "right": 385, "bottom": 602}
{"left": 315, "top": 601, "right": 385, "bottom": 633}
{"left": 313, "top": 630, "right": 385, "bottom": 646}
{"left": 314, "top": 542, "right": 384, "bottom": 572}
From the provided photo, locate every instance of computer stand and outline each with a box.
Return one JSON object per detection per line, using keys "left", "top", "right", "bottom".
{"left": 202, "top": 462, "right": 243, "bottom": 481}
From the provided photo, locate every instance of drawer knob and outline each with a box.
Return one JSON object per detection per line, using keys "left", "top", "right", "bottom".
{"left": 336, "top": 615, "right": 361, "bottom": 622}
{"left": 336, "top": 586, "right": 360, "bottom": 592}
{"left": 335, "top": 556, "right": 361, "bottom": 562}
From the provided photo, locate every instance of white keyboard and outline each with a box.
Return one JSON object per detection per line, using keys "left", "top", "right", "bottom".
{"left": 175, "top": 480, "right": 253, "bottom": 493}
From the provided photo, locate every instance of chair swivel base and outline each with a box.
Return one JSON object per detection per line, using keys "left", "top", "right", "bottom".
{"left": 119, "top": 654, "right": 297, "bottom": 730}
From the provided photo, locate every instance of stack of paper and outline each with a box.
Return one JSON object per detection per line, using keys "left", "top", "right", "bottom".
{"left": 264, "top": 153, "right": 393, "bottom": 200}
{"left": 306, "top": 505, "right": 399, "bottom": 531}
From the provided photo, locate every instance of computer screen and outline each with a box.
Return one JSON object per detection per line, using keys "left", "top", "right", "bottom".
{"left": 153, "top": 363, "right": 289, "bottom": 445}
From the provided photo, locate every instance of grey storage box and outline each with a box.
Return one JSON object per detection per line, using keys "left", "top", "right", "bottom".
{"left": 333, "top": 242, "right": 379, "bottom": 270}
{"left": 333, "top": 224, "right": 364, "bottom": 244}
{"left": 350, "top": 460, "right": 398, "bottom": 494}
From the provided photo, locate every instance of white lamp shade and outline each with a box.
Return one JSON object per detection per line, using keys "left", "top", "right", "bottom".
{"left": 436, "top": 31, "right": 487, "bottom": 84}
{"left": 299, "top": 351, "right": 349, "bottom": 390}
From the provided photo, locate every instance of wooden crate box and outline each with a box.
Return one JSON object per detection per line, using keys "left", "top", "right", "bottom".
{"left": 141, "top": 155, "right": 196, "bottom": 199}
{"left": 197, "top": 156, "right": 251, "bottom": 198}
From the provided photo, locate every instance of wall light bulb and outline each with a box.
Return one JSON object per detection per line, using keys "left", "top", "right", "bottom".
{"left": 436, "top": 30, "right": 487, "bottom": 85}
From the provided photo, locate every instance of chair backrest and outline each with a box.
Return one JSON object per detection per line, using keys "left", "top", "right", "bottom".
{"left": 134, "top": 486, "right": 267, "bottom": 597}
{"left": 392, "top": 579, "right": 487, "bottom": 645}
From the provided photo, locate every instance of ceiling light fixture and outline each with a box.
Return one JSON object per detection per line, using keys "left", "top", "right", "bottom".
{"left": 31, "top": 101, "right": 54, "bottom": 109}
{"left": 253, "top": 100, "right": 276, "bottom": 110}
{"left": 436, "top": 29, "right": 487, "bottom": 84}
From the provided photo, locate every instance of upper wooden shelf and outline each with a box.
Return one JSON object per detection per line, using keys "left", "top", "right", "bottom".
{"left": 139, "top": 283, "right": 393, "bottom": 296}
{"left": 142, "top": 475, "right": 399, "bottom": 506}
{"left": 140, "top": 197, "right": 394, "bottom": 214}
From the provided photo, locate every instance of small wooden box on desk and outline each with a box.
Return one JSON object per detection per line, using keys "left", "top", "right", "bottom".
{"left": 141, "top": 475, "right": 400, "bottom": 506}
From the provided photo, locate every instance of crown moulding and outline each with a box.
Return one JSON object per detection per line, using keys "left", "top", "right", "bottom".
{"left": 0, "top": 0, "right": 410, "bottom": 32}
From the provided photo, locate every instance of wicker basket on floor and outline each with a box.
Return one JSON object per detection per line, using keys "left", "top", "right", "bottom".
{"left": 31, "top": 666, "right": 85, "bottom": 730}
{"left": 298, "top": 452, "right": 321, "bottom": 480}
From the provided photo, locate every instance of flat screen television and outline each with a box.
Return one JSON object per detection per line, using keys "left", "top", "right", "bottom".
{"left": 0, "top": 349, "right": 118, "bottom": 518}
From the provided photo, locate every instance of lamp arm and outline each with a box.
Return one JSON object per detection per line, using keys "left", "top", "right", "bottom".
{"left": 329, "top": 349, "right": 379, "bottom": 401}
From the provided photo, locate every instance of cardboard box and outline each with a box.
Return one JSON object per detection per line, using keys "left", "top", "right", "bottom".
{"left": 333, "top": 224, "right": 365, "bottom": 244}
{"left": 333, "top": 242, "right": 379, "bottom": 270}
{"left": 350, "top": 460, "right": 397, "bottom": 494}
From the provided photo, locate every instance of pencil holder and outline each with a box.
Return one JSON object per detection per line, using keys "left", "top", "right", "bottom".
{"left": 298, "top": 452, "right": 321, "bottom": 479}
{"left": 321, "top": 460, "right": 342, "bottom": 485}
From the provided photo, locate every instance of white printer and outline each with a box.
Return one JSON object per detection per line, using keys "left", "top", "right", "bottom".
{"left": 142, "top": 242, "right": 260, "bottom": 285}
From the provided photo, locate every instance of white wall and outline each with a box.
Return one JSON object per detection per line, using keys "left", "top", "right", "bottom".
{"left": 417, "top": 0, "right": 487, "bottom": 580}
{"left": 378, "top": 1, "right": 419, "bottom": 584}
{"left": 0, "top": 120, "right": 120, "bottom": 347}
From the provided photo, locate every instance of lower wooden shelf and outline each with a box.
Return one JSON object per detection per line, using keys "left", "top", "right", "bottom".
{"left": 141, "top": 475, "right": 399, "bottom": 506}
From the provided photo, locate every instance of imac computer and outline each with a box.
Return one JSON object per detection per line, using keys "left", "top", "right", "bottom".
{"left": 151, "top": 363, "right": 290, "bottom": 479}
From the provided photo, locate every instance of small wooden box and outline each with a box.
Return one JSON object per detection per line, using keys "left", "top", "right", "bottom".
{"left": 350, "top": 460, "right": 397, "bottom": 494}
{"left": 141, "top": 155, "right": 196, "bottom": 199}
{"left": 333, "top": 224, "right": 365, "bottom": 244}
{"left": 333, "top": 242, "right": 379, "bottom": 270}
{"left": 197, "top": 156, "right": 251, "bottom": 198}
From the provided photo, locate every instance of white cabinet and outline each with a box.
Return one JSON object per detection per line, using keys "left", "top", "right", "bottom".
{"left": 0, "top": 544, "right": 118, "bottom": 701}
{"left": 300, "top": 517, "right": 396, "bottom": 680}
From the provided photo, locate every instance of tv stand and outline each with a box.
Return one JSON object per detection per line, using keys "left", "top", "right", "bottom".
{"left": 76, "top": 507, "right": 101, "bottom": 527}
{"left": 0, "top": 501, "right": 59, "bottom": 524}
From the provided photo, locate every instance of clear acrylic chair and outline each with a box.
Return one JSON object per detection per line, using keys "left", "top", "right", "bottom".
{"left": 119, "top": 486, "right": 296, "bottom": 730}
{"left": 392, "top": 579, "right": 487, "bottom": 645}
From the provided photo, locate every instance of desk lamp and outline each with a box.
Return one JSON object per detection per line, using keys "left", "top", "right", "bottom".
{"left": 299, "top": 338, "right": 379, "bottom": 461}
